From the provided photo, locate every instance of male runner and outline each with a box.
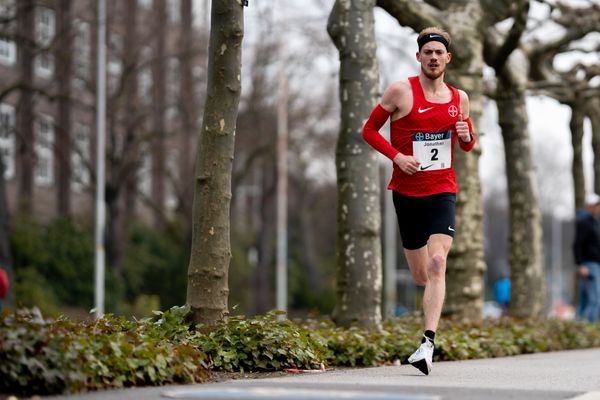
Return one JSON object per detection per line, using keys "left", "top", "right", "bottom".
{"left": 361, "top": 27, "right": 476, "bottom": 375}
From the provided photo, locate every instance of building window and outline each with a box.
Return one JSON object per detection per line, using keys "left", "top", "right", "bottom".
{"left": 138, "top": 0, "right": 152, "bottom": 9}
{"left": 138, "top": 145, "right": 152, "bottom": 196}
{"left": 35, "top": 6, "right": 55, "bottom": 78}
{"left": 72, "top": 123, "right": 90, "bottom": 191}
{"left": 35, "top": 53, "right": 54, "bottom": 78}
{"left": 107, "top": 33, "right": 123, "bottom": 94}
{"left": 0, "top": 0, "right": 16, "bottom": 66}
{"left": 73, "top": 20, "right": 91, "bottom": 87}
{"left": 138, "top": 46, "right": 153, "bottom": 106}
{"left": 167, "top": 0, "right": 180, "bottom": 24}
{"left": 34, "top": 114, "right": 54, "bottom": 185}
{"left": 165, "top": 149, "right": 179, "bottom": 209}
{"left": 0, "top": 103, "right": 15, "bottom": 179}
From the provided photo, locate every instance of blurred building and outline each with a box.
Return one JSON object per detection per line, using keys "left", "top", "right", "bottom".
{"left": 0, "top": 0, "right": 204, "bottom": 223}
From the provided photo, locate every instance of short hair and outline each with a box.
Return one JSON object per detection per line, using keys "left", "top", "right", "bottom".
{"left": 417, "top": 27, "right": 451, "bottom": 49}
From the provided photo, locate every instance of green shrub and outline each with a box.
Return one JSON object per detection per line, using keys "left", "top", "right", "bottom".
{"left": 198, "top": 311, "right": 324, "bottom": 372}
{"left": 3, "top": 305, "right": 600, "bottom": 397}
{"left": 0, "top": 306, "right": 207, "bottom": 396}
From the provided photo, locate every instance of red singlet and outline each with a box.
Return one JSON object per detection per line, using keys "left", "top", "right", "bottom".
{"left": 389, "top": 76, "right": 464, "bottom": 197}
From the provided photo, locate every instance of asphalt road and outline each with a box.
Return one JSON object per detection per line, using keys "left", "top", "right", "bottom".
{"left": 48, "top": 348, "right": 600, "bottom": 400}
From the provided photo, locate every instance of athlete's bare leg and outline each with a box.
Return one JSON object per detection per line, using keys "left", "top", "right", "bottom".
{"left": 404, "top": 234, "right": 453, "bottom": 331}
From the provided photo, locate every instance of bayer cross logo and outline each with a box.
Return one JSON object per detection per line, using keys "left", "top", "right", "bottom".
{"left": 415, "top": 132, "right": 425, "bottom": 141}
{"left": 448, "top": 105, "right": 458, "bottom": 117}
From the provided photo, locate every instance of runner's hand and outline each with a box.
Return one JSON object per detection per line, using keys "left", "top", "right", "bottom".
{"left": 393, "top": 153, "right": 420, "bottom": 175}
{"left": 578, "top": 265, "right": 590, "bottom": 278}
{"left": 456, "top": 114, "right": 471, "bottom": 143}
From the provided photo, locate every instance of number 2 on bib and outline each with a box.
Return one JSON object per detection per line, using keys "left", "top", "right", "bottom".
{"left": 412, "top": 130, "right": 452, "bottom": 172}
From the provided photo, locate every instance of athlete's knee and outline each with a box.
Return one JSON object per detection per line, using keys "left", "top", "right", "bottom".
{"left": 427, "top": 254, "right": 446, "bottom": 279}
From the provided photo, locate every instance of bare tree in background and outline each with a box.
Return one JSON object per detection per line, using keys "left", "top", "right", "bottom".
{"left": 187, "top": 0, "right": 244, "bottom": 329}
{"left": 54, "top": 0, "right": 73, "bottom": 216}
{"left": 177, "top": 0, "right": 197, "bottom": 223}
{"left": 15, "top": 0, "right": 35, "bottom": 215}
{"left": 122, "top": 0, "right": 140, "bottom": 218}
{"left": 228, "top": 3, "right": 338, "bottom": 316}
{"left": 484, "top": 0, "right": 546, "bottom": 318}
{"left": 528, "top": 2, "right": 600, "bottom": 211}
{"left": 151, "top": 0, "right": 167, "bottom": 227}
{"left": 328, "top": 0, "right": 383, "bottom": 330}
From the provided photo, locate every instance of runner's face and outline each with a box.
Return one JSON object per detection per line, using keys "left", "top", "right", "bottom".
{"left": 417, "top": 41, "right": 451, "bottom": 80}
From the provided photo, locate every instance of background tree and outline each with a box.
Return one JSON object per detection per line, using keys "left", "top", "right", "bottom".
{"left": 327, "top": 0, "right": 383, "bottom": 330}
{"left": 527, "top": 2, "right": 600, "bottom": 210}
{"left": 484, "top": 0, "right": 546, "bottom": 318}
{"left": 151, "top": 0, "right": 167, "bottom": 227}
{"left": 54, "top": 0, "right": 73, "bottom": 216}
{"left": 187, "top": 0, "right": 244, "bottom": 329}
{"left": 229, "top": 2, "right": 339, "bottom": 316}
{"left": 15, "top": 0, "right": 35, "bottom": 215}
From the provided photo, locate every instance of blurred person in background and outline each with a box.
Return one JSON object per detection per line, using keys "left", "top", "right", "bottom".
{"left": 0, "top": 266, "right": 8, "bottom": 311}
{"left": 573, "top": 193, "right": 600, "bottom": 323}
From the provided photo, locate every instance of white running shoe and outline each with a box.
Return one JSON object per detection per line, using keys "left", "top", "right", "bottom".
{"left": 407, "top": 336, "right": 434, "bottom": 375}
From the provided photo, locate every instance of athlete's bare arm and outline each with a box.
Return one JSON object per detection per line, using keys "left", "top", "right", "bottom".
{"left": 380, "top": 81, "right": 421, "bottom": 175}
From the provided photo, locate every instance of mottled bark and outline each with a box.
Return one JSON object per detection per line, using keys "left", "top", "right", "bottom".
{"left": 187, "top": 0, "right": 244, "bottom": 329}
{"left": 55, "top": 0, "right": 73, "bottom": 216}
{"left": 485, "top": 0, "right": 546, "bottom": 318}
{"left": 589, "top": 97, "right": 600, "bottom": 196}
{"left": 570, "top": 99, "right": 586, "bottom": 211}
{"left": 496, "top": 58, "right": 546, "bottom": 318}
{"left": 151, "top": 0, "right": 167, "bottom": 227}
{"left": 443, "top": 12, "right": 486, "bottom": 323}
{"left": 16, "top": 0, "right": 35, "bottom": 215}
{"left": 328, "top": 0, "right": 382, "bottom": 330}
{"left": 378, "top": 0, "right": 486, "bottom": 322}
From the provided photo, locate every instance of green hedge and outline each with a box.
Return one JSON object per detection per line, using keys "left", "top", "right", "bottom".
{"left": 2, "top": 307, "right": 600, "bottom": 396}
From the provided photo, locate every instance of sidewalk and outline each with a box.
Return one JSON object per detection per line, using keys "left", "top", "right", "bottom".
{"left": 48, "top": 348, "right": 600, "bottom": 400}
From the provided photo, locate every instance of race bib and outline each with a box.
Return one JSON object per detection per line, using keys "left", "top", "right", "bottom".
{"left": 412, "top": 130, "right": 452, "bottom": 172}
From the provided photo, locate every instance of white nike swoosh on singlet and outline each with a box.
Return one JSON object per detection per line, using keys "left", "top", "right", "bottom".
{"left": 418, "top": 107, "right": 434, "bottom": 113}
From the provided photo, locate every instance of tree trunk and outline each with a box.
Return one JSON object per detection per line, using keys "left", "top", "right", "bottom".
{"left": 187, "top": 0, "right": 244, "bottom": 329}
{"left": 443, "top": 24, "right": 486, "bottom": 323}
{"left": 570, "top": 98, "right": 585, "bottom": 211}
{"left": 151, "top": 0, "right": 167, "bottom": 227}
{"left": 327, "top": 0, "right": 382, "bottom": 330}
{"left": 589, "top": 97, "right": 600, "bottom": 196}
{"left": 16, "top": 0, "right": 35, "bottom": 215}
{"left": 55, "top": 0, "right": 73, "bottom": 217}
{"left": 496, "top": 61, "right": 546, "bottom": 318}
{"left": 376, "top": 0, "right": 487, "bottom": 323}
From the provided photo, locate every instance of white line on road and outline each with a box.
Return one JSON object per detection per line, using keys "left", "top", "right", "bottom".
{"left": 161, "top": 387, "right": 440, "bottom": 400}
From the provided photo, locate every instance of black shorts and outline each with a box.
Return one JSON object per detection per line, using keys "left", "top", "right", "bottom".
{"left": 392, "top": 191, "right": 456, "bottom": 250}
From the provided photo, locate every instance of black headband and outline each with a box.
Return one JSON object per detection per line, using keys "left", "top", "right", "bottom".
{"left": 417, "top": 34, "right": 449, "bottom": 51}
